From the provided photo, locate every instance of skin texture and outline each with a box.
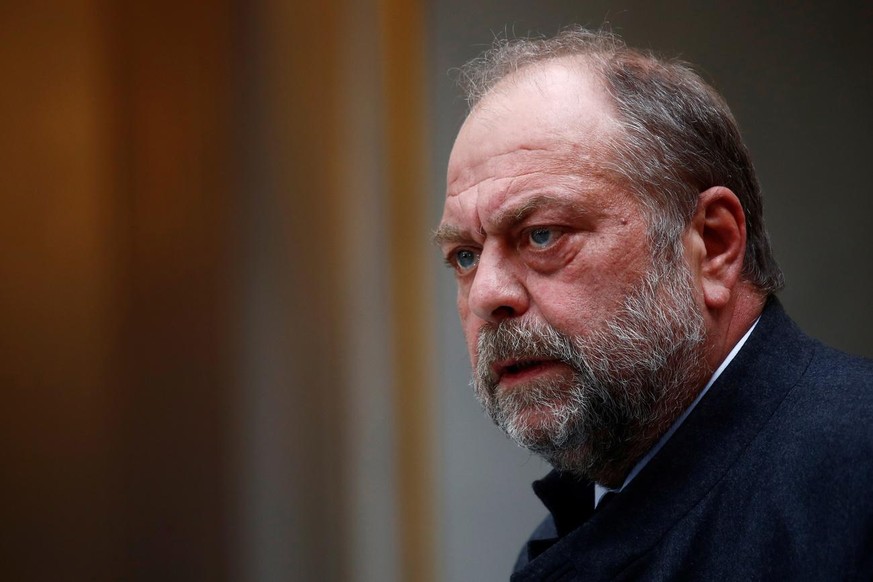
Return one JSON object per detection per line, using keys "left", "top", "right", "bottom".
{"left": 439, "top": 61, "right": 648, "bottom": 360}
{"left": 436, "top": 59, "right": 764, "bottom": 483}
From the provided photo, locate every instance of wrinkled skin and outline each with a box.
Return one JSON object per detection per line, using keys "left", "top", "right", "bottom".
{"left": 436, "top": 60, "right": 714, "bottom": 485}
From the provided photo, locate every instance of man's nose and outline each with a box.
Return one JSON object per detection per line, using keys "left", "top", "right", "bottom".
{"left": 468, "top": 248, "right": 528, "bottom": 323}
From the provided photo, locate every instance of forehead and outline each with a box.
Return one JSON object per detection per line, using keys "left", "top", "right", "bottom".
{"left": 442, "top": 60, "right": 622, "bottom": 226}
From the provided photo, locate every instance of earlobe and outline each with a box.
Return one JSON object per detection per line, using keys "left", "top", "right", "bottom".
{"left": 689, "top": 186, "right": 747, "bottom": 311}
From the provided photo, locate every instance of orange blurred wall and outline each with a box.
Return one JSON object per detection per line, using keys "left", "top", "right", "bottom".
{"left": 0, "top": 0, "right": 436, "bottom": 580}
{"left": 1, "top": 1, "right": 237, "bottom": 578}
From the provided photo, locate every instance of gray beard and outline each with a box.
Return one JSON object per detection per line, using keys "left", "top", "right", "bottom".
{"left": 472, "top": 257, "right": 708, "bottom": 485}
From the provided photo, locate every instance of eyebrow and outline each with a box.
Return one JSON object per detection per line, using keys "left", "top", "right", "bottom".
{"left": 433, "top": 195, "right": 587, "bottom": 247}
{"left": 492, "top": 195, "right": 587, "bottom": 231}
{"left": 491, "top": 195, "right": 548, "bottom": 231}
{"left": 432, "top": 223, "right": 475, "bottom": 247}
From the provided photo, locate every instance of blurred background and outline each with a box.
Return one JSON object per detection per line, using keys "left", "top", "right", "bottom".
{"left": 2, "top": 1, "right": 871, "bottom": 581}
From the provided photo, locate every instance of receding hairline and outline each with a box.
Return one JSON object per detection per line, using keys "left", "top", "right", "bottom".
{"left": 455, "top": 55, "right": 626, "bottom": 172}
{"left": 450, "top": 55, "right": 640, "bottom": 206}
{"left": 466, "top": 53, "right": 613, "bottom": 117}
{"left": 457, "top": 26, "right": 626, "bottom": 107}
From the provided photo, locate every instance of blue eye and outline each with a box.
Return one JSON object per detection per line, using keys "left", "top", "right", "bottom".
{"left": 529, "top": 228, "right": 554, "bottom": 247}
{"left": 454, "top": 249, "right": 478, "bottom": 271}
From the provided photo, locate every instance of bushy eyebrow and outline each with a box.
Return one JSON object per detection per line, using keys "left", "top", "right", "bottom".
{"left": 433, "top": 195, "right": 589, "bottom": 247}
{"left": 432, "top": 223, "right": 475, "bottom": 247}
{"left": 490, "top": 195, "right": 588, "bottom": 232}
{"left": 490, "top": 196, "right": 546, "bottom": 231}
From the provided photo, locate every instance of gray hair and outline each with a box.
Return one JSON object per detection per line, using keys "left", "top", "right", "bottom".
{"left": 458, "top": 27, "right": 784, "bottom": 294}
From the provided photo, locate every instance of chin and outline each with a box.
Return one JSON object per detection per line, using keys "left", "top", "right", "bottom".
{"left": 501, "top": 401, "right": 578, "bottom": 449}
{"left": 510, "top": 410, "right": 563, "bottom": 445}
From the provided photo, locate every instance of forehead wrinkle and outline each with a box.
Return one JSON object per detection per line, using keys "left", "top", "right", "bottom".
{"left": 447, "top": 146, "right": 554, "bottom": 197}
{"left": 449, "top": 145, "right": 599, "bottom": 202}
{"left": 444, "top": 146, "right": 619, "bottom": 241}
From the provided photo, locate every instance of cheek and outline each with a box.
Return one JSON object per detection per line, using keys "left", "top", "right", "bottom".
{"left": 525, "top": 274, "right": 628, "bottom": 335}
{"left": 462, "top": 320, "right": 482, "bottom": 372}
{"left": 532, "top": 290, "right": 586, "bottom": 334}
{"left": 456, "top": 287, "right": 480, "bottom": 364}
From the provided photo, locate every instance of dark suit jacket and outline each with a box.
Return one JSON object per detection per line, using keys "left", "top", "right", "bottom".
{"left": 512, "top": 299, "right": 873, "bottom": 581}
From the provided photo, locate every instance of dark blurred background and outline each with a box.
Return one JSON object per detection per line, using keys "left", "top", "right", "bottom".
{"left": 1, "top": 1, "right": 870, "bottom": 581}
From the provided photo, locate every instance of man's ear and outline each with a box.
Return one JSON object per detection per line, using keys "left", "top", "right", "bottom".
{"left": 685, "top": 186, "right": 746, "bottom": 310}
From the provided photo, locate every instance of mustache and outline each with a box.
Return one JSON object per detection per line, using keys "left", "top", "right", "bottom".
{"left": 475, "top": 318, "right": 581, "bottom": 385}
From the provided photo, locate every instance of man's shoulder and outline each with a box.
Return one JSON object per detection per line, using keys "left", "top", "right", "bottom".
{"left": 734, "top": 297, "right": 873, "bottom": 403}
{"left": 773, "top": 330, "right": 873, "bottom": 430}
{"left": 733, "top": 323, "right": 873, "bottom": 517}
{"left": 803, "top": 339, "right": 873, "bottom": 387}
{"left": 740, "top": 300, "right": 873, "bottom": 444}
{"left": 763, "top": 338, "right": 873, "bottom": 463}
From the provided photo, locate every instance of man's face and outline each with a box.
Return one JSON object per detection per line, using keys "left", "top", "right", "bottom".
{"left": 437, "top": 61, "right": 708, "bottom": 482}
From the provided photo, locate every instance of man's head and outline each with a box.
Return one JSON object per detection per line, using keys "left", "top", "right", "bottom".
{"left": 435, "top": 28, "right": 779, "bottom": 485}
{"left": 456, "top": 28, "right": 783, "bottom": 292}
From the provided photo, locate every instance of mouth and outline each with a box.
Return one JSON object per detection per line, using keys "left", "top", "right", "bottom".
{"left": 494, "top": 358, "right": 561, "bottom": 382}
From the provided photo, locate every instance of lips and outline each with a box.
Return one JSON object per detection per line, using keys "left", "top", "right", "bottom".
{"left": 493, "top": 358, "right": 558, "bottom": 381}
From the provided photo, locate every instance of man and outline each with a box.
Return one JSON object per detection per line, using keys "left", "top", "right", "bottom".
{"left": 434, "top": 28, "right": 873, "bottom": 580}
